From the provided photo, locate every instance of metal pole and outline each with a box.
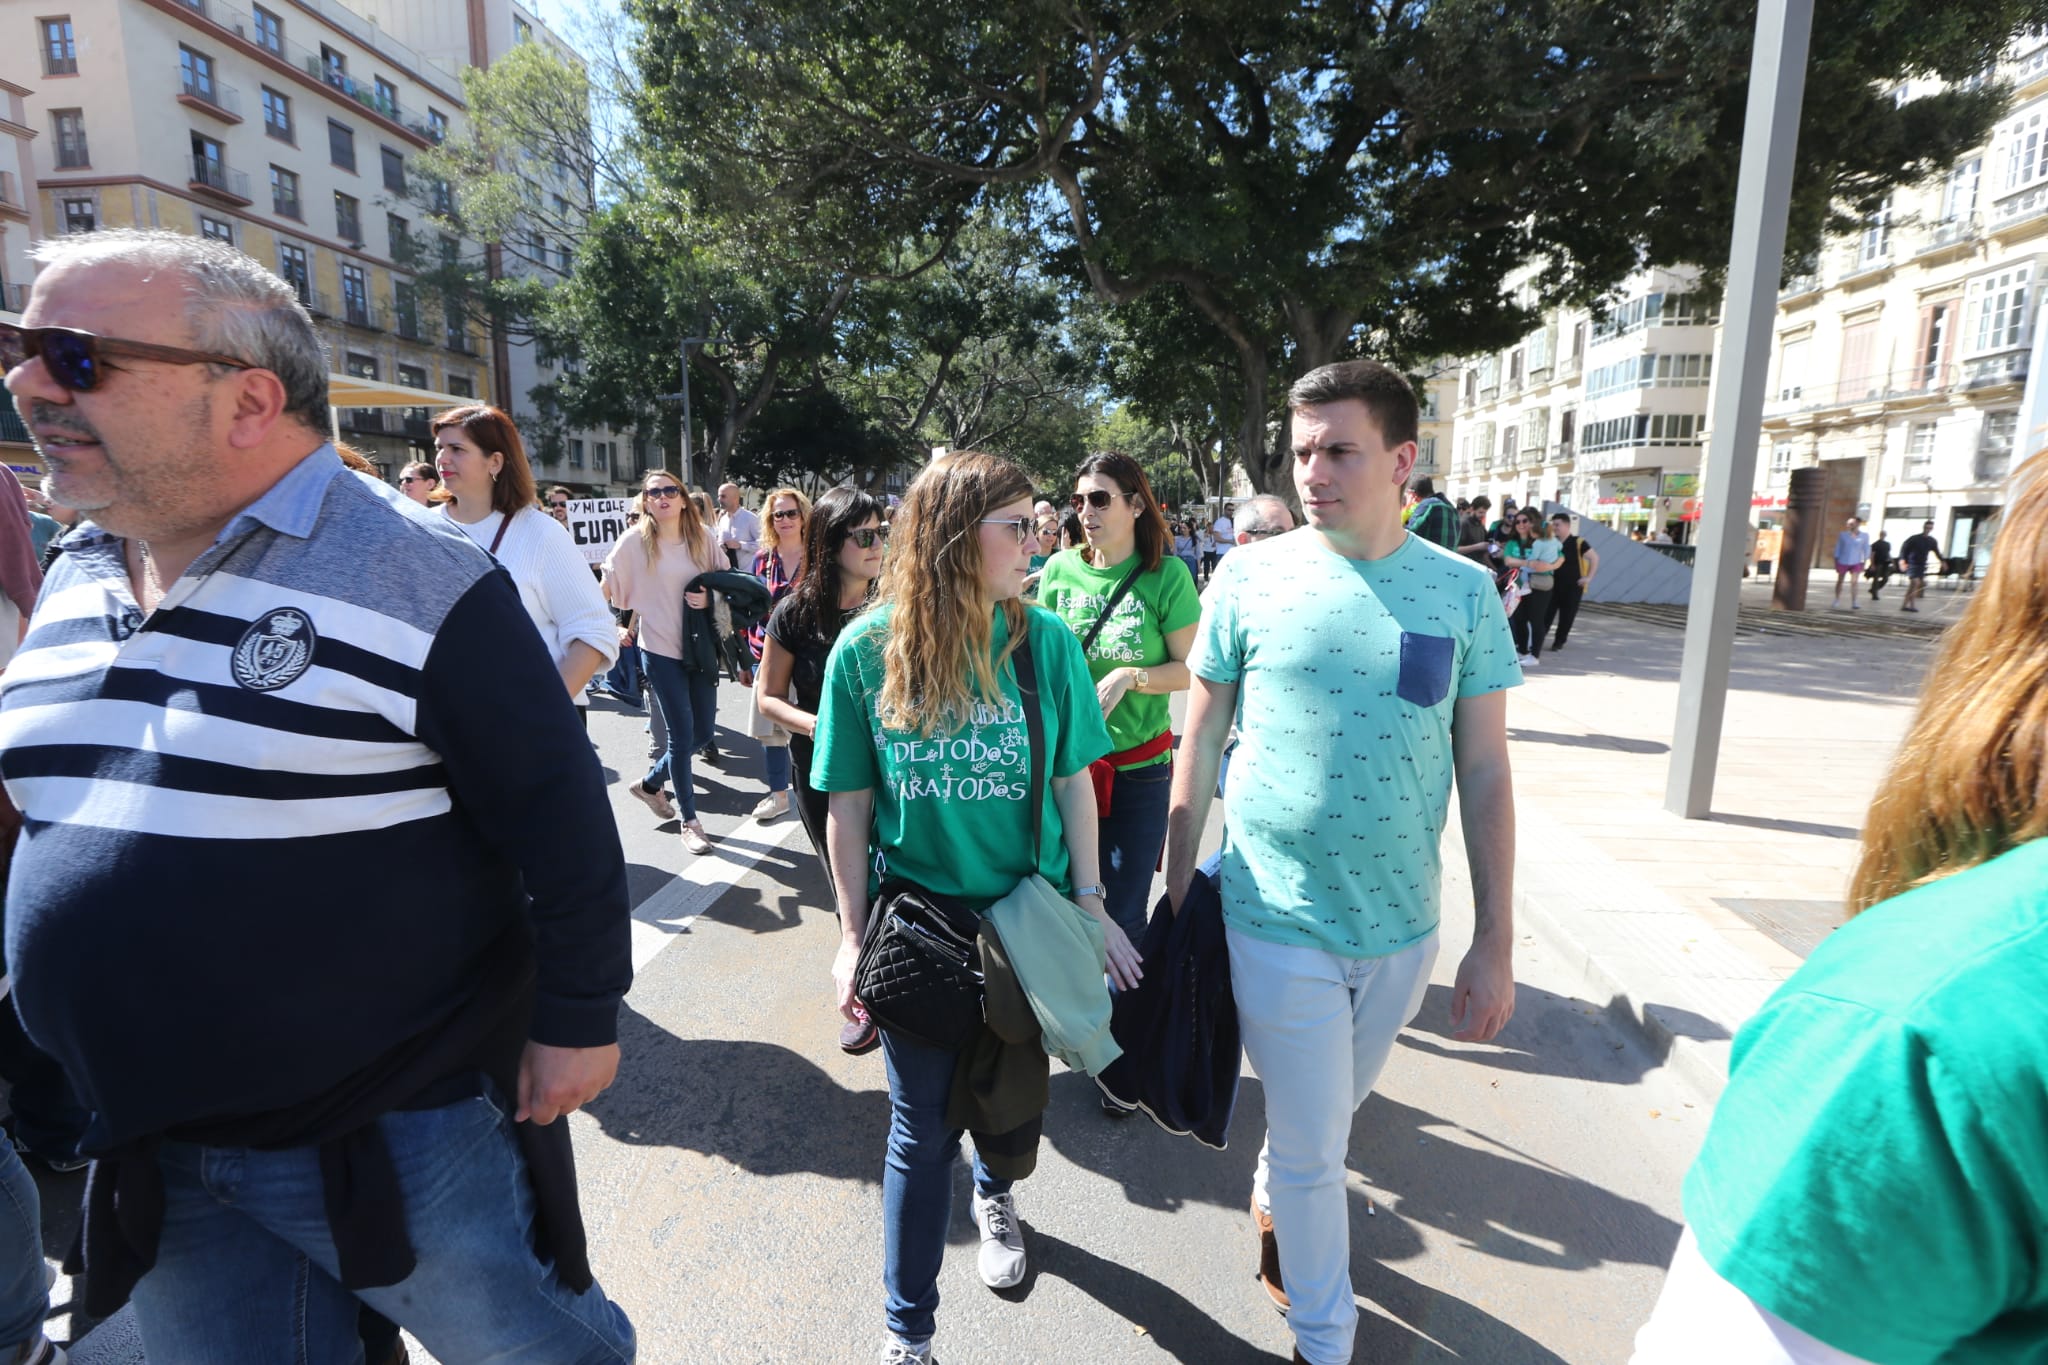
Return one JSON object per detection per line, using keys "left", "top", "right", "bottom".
{"left": 1666, "top": 0, "right": 1815, "bottom": 818}
{"left": 678, "top": 336, "right": 693, "bottom": 486}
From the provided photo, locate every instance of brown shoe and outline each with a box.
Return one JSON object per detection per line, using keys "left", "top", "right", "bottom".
{"left": 1253, "top": 1194, "right": 1289, "bottom": 1311}
{"left": 839, "top": 1009, "right": 879, "bottom": 1054}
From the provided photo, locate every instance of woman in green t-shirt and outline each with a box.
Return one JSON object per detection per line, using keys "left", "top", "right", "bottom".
{"left": 811, "top": 451, "right": 1139, "bottom": 1365}
{"left": 1037, "top": 453, "right": 1202, "bottom": 955}
{"left": 1633, "top": 455, "right": 2048, "bottom": 1364}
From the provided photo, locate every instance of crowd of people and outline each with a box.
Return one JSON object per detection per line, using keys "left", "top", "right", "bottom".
{"left": 0, "top": 227, "right": 2041, "bottom": 1365}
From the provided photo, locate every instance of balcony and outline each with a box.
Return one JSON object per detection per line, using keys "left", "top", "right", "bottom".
{"left": 1914, "top": 214, "right": 1980, "bottom": 258}
{"left": 1990, "top": 183, "right": 2048, "bottom": 236}
{"left": 178, "top": 65, "right": 242, "bottom": 122}
{"left": 341, "top": 408, "right": 386, "bottom": 434}
{"left": 1833, "top": 244, "right": 1894, "bottom": 286}
{"left": 0, "top": 172, "right": 25, "bottom": 223}
{"left": 1, "top": 282, "right": 26, "bottom": 316}
{"left": 344, "top": 297, "right": 381, "bottom": 330}
{"left": 401, "top": 414, "right": 432, "bottom": 441}
{"left": 188, "top": 159, "right": 252, "bottom": 205}
{"left": 1778, "top": 272, "right": 1821, "bottom": 301}
{"left": 1519, "top": 444, "right": 1545, "bottom": 470}
{"left": 1962, "top": 350, "right": 2028, "bottom": 389}
{"left": 1553, "top": 440, "right": 1576, "bottom": 465}
{"left": 1557, "top": 353, "right": 1582, "bottom": 380}
{"left": 1767, "top": 362, "right": 1956, "bottom": 416}
{"left": 1472, "top": 455, "right": 1492, "bottom": 474}
{"left": 445, "top": 331, "right": 478, "bottom": 355}
{"left": 394, "top": 310, "right": 422, "bottom": 342}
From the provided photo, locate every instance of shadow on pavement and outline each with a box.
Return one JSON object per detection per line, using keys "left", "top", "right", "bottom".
{"left": 1508, "top": 728, "right": 1670, "bottom": 755}
{"left": 1397, "top": 984, "right": 1727, "bottom": 1083}
{"left": 1354, "top": 1254, "right": 1571, "bottom": 1365}
{"left": 1024, "top": 1230, "right": 1291, "bottom": 1363}
{"left": 1706, "top": 811, "right": 1861, "bottom": 840}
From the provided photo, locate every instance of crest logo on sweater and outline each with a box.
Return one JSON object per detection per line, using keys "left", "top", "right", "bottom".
{"left": 231, "top": 608, "right": 318, "bottom": 691}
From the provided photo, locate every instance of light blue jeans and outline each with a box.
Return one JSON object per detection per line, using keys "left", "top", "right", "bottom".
{"left": 1230, "top": 926, "right": 1439, "bottom": 1365}
{"left": 0, "top": 1139, "right": 47, "bottom": 1354}
{"left": 130, "top": 1085, "right": 636, "bottom": 1365}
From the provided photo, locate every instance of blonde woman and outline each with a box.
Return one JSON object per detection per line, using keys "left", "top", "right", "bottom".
{"left": 1633, "top": 460, "right": 2047, "bottom": 1363}
{"left": 603, "top": 470, "right": 720, "bottom": 854}
{"left": 748, "top": 486, "right": 811, "bottom": 820}
{"left": 811, "top": 452, "right": 1141, "bottom": 1364}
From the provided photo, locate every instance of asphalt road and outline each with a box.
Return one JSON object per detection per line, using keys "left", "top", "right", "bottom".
{"left": 55, "top": 679, "right": 1710, "bottom": 1364}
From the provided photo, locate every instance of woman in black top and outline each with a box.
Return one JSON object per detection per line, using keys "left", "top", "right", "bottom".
{"left": 757, "top": 485, "right": 888, "bottom": 1051}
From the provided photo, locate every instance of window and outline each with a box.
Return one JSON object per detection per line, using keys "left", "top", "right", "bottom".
{"left": 556, "top": 242, "right": 572, "bottom": 272}
{"left": 387, "top": 212, "right": 412, "bottom": 265}
{"left": 1978, "top": 410, "right": 2017, "bottom": 481}
{"left": 1417, "top": 435, "right": 1437, "bottom": 469}
{"left": 1970, "top": 266, "right": 2031, "bottom": 353}
{"left": 329, "top": 120, "right": 356, "bottom": 172}
{"left": 552, "top": 193, "right": 569, "bottom": 220}
{"left": 340, "top": 262, "right": 369, "bottom": 326}
{"left": 1507, "top": 348, "right": 1524, "bottom": 388}
{"left": 61, "top": 197, "right": 94, "bottom": 233}
{"left": 179, "top": 46, "right": 215, "bottom": 102}
{"left": 594, "top": 441, "right": 611, "bottom": 472}
{"left": 447, "top": 374, "right": 473, "bottom": 398}
{"left": 200, "top": 216, "right": 233, "bottom": 245}
{"left": 1914, "top": 300, "right": 1959, "bottom": 387}
{"left": 1590, "top": 291, "right": 1719, "bottom": 341}
{"left": 1558, "top": 408, "right": 1576, "bottom": 448}
{"left": 1461, "top": 370, "right": 1476, "bottom": 405}
{"left": 1903, "top": 422, "right": 1937, "bottom": 481}
{"left": 514, "top": 15, "right": 533, "bottom": 43}
{"left": 41, "top": 18, "right": 75, "bottom": 75}
{"left": 321, "top": 45, "right": 347, "bottom": 85}
{"left": 1857, "top": 197, "right": 1893, "bottom": 264}
{"left": 1578, "top": 413, "right": 1703, "bottom": 455}
{"left": 270, "top": 166, "right": 301, "bottom": 218}
{"left": 568, "top": 438, "right": 584, "bottom": 468}
{"left": 189, "top": 132, "right": 226, "bottom": 191}
{"left": 1500, "top": 424, "right": 1518, "bottom": 460}
{"left": 1776, "top": 336, "right": 1810, "bottom": 401}
{"left": 335, "top": 192, "right": 360, "bottom": 243}
{"left": 277, "top": 243, "right": 310, "bottom": 303}
{"left": 252, "top": 6, "right": 282, "bottom": 55}
{"left": 1837, "top": 319, "right": 1881, "bottom": 400}
{"left": 393, "top": 279, "right": 419, "bottom": 338}
{"left": 427, "top": 109, "right": 448, "bottom": 143}
{"left": 52, "top": 110, "right": 88, "bottom": 168}
{"left": 1943, "top": 158, "right": 1982, "bottom": 222}
{"left": 2006, "top": 110, "right": 2046, "bottom": 193}
{"left": 261, "top": 87, "right": 293, "bottom": 142}
{"left": 532, "top": 231, "right": 547, "bottom": 265}
{"left": 1770, "top": 442, "right": 1794, "bottom": 478}
{"left": 374, "top": 77, "right": 397, "bottom": 115}
{"left": 381, "top": 146, "right": 406, "bottom": 195}
{"left": 397, "top": 362, "right": 426, "bottom": 390}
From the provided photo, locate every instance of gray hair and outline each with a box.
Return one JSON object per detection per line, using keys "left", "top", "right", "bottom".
{"left": 1236, "top": 494, "right": 1294, "bottom": 538}
{"left": 29, "top": 229, "right": 330, "bottom": 431}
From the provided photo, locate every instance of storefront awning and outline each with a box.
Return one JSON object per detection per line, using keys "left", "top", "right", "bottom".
{"left": 328, "top": 374, "right": 469, "bottom": 409}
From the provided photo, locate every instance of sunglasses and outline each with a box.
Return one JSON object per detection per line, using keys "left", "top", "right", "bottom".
{"left": 549, "top": 501, "right": 570, "bottom": 510}
{"left": 0, "top": 322, "right": 254, "bottom": 393}
{"left": 981, "top": 516, "right": 1037, "bottom": 544}
{"left": 1070, "top": 489, "right": 1128, "bottom": 511}
{"left": 771, "top": 508, "right": 803, "bottom": 521}
{"left": 644, "top": 486, "right": 682, "bottom": 500}
{"left": 399, "top": 475, "right": 434, "bottom": 485}
{"left": 848, "top": 525, "right": 890, "bottom": 549}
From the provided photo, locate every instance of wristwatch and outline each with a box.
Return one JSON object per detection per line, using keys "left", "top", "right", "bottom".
{"left": 1133, "top": 668, "right": 1150, "bottom": 692}
{"left": 1072, "top": 883, "right": 1106, "bottom": 902}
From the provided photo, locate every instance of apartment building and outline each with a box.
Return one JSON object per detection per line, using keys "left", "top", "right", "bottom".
{"left": 1413, "top": 369, "right": 1454, "bottom": 488}
{"left": 1449, "top": 265, "right": 1720, "bottom": 537}
{"left": 1, "top": 75, "right": 47, "bottom": 462}
{"left": 1748, "top": 42, "right": 2048, "bottom": 575}
{"left": 7, "top": 0, "right": 489, "bottom": 477}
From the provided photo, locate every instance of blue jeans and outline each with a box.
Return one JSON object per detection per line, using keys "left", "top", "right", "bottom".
{"left": 643, "top": 651, "right": 719, "bottom": 821}
{"left": 881, "top": 1029, "right": 1013, "bottom": 1344}
{"left": 1098, "top": 760, "right": 1173, "bottom": 944}
{"left": 0, "top": 1140, "right": 47, "bottom": 1353}
{"left": 129, "top": 1086, "right": 635, "bottom": 1365}
{"left": 763, "top": 743, "right": 791, "bottom": 794}
{"left": 602, "top": 642, "right": 642, "bottom": 699}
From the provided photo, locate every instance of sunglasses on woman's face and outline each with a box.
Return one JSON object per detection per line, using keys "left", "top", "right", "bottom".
{"left": 1070, "top": 489, "right": 1127, "bottom": 511}
{"left": 644, "top": 486, "right": 682, "bottom": 500}
{"left": 981, "top": 516, "right": 1037, "bottom": 544}
{"left": 771, "top": 508, "right": 803, "bottom": 521}
{"left": 0, "top": 322, "right": 254, "bottom": 393}
{"left": 848, "top": 525, "right": 889, "bottom": 549}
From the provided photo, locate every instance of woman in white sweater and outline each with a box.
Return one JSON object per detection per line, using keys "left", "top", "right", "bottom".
{"left": 431, "top": 405, "right": 617, "bottom": 717}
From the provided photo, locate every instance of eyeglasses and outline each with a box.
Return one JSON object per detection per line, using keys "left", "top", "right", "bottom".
{"left": 0, "top": 322, "right": 254, "bottom": 394}
{"left": 399, "top": 475, "right": 434, "bottom": 485}
{"left": 548, "top": 501, "right": 570, "bottom": 510}
{"left": 771, "top": 508, "right": 803, "bottom": 521}
{"left": 1070, "top": 489, "right": 1127, "bottom": 511}
{"left": 1243, "top": 527, "right": 1282, "bottom": 539}
{"left": 848, "top": 525, "right": 890, "bottom": 548}
{"left": 644, "top": 486, "right": 682, "bottom": 500}
{"left": 981, "top": 516, "right": 1037, "bottom": 544}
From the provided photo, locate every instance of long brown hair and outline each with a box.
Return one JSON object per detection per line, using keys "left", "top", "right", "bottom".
{"left": 632, "top": 469, "right": 712, "bottom": 567}
{"left": 1075, "top": 451, "right": 1170, "bottom": 573}
{"left": 1848, "top": 462, "right": 2037, "bottom": 914}
{"left": 429, "top": 404, "right": 536, "bottom": 518}
{"left": 876, "top": 451, "right": 1035, "bottom": 736}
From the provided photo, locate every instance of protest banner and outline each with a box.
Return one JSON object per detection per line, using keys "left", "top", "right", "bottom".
{"left": 565, "top": 498, "right": 633, "bottom": 565}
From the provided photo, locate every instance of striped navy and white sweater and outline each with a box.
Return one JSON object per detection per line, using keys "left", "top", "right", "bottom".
{"left": 0, "top": 445, "right": 631, "bottom": 1152}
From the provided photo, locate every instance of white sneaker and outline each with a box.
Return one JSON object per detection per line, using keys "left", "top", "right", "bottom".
{"left": 680, "top": 822, "right": 713, "bottom": 855}
{"left": 1516, "top": 653, "right": 1537, "bottom": 666}
{"left": 971, "top": 1190, "right": 1027, "bottom": 1288}
{"left": 1522, "top": 654, "right": 1540, "bottom": 666}
{"left": 877, "top": 1341, "right": 931, "bottom": 1365}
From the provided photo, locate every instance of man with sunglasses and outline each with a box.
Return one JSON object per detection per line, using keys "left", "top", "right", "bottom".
{"left": 0, "top": 230, "right": 636, "bottom": 1363}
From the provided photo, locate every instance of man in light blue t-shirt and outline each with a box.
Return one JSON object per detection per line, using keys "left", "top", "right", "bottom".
{"left": 1165, "top": 359, "right": 1522, "bottom": 1365}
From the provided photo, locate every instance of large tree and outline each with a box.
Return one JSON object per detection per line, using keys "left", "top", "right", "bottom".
{"left": 630, "top": 0, "right": 2043, "bottom": 503}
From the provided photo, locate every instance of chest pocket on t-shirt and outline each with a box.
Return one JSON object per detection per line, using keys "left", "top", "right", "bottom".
{"left": 1396, "top": 631, "right": 1454, "bottom": 708}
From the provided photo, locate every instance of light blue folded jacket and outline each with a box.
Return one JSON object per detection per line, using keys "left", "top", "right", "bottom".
{"left": 984, "top": 875, "right": 1122, "bottom": 1075}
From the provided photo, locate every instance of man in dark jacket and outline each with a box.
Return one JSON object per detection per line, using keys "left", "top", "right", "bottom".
{"left": 1405, "top": 476, "right": 1459, "bottom": 551}
{"left": 2, "top": 230, "right": 635, "bottom": 1361}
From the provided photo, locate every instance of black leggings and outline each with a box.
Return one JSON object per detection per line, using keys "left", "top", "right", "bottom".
{"left": 791, "top": 745, "right": 835, "bottom": 907}
{"left": 1512, "top": 588, "right": 1553, "bottom": 657}
{"left": 1542, "top": 590, "right": 1582, "bottom": 648}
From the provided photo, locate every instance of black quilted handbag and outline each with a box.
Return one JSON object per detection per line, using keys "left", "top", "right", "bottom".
{"left": 853, "top": 629, "right": 1050, "bottom": 1050}
{"left": 853, "top": 880, "right": 986, "bottom": 1049}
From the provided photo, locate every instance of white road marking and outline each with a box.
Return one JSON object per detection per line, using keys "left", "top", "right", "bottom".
{"left": 628, "top": 817, "right": 810, "bottom": 971}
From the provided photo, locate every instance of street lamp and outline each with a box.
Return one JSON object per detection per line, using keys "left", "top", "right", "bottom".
{"left": 655, "top": 330, "right": 721, "bottom": 488}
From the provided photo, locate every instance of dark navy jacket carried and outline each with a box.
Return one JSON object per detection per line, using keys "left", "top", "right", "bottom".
{"left": 1096, "top": 867, "right": 1241, "bottom": 1148}
{"left": 0, "top": 446, "right": 633, "bottom": 1310}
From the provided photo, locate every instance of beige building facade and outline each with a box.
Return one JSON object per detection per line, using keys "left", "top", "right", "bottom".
{"left": 1, "top": 74, "right": 46, "bottom": 461}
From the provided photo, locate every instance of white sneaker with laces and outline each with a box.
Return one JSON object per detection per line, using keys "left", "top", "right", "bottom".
{"left": 972, "top": 1190, "right": 1026, "bottom": 1288}
{"left": 877, "top": 1340, "right": 931, "bottom": 1365}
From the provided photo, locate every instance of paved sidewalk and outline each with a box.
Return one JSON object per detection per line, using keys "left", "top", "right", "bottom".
{"left": 1500, "top": 594, "right": 1946, "bottom": 1096}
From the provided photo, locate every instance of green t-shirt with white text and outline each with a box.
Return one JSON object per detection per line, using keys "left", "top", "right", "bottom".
{"left": 1036, "top": 548, "right": 1202, "bottom": 765}
{"left": 1683, "top": 837, "right": 2048, "bottom": 1364}
{"left": 1189, "top": 532, "right": 1521, "bottom": 958}
{"left": 810, "top": 603, "right": 1113, "bottom": 906}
